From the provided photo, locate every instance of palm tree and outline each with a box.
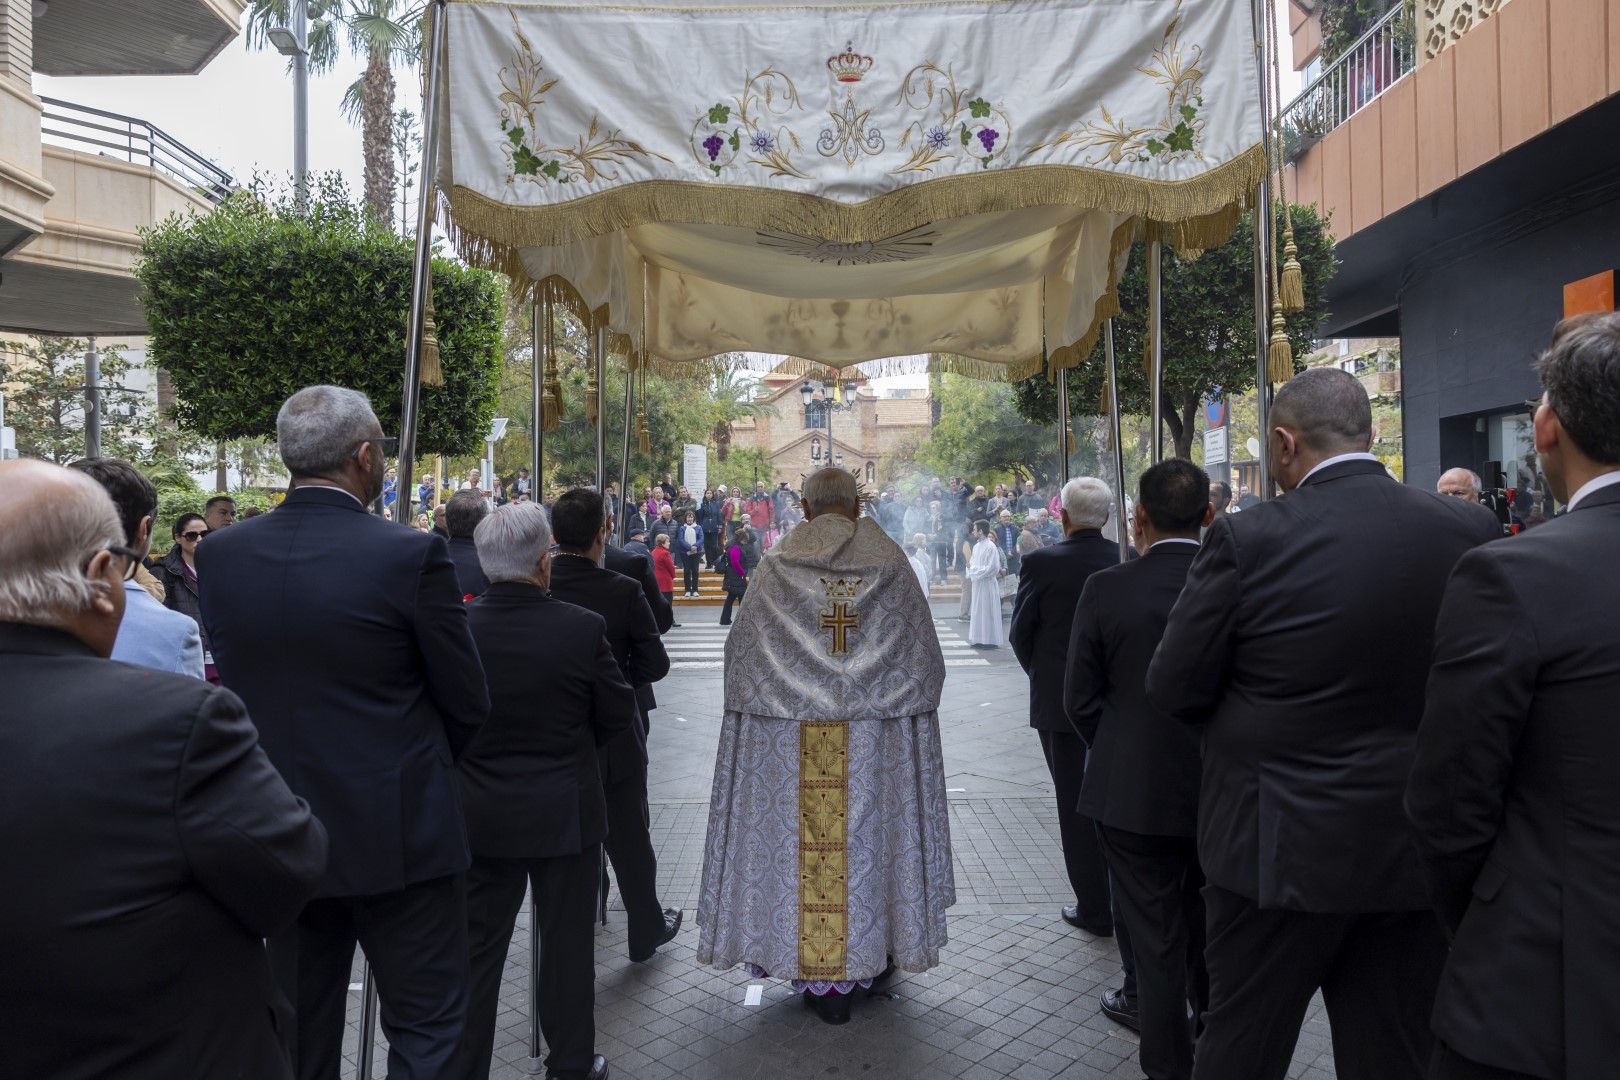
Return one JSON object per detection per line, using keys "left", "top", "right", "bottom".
{"left": 246, "top": 1, "right": 425, "bottom": 224}
{"left": 708, "top": 358, "right": 778, "bottom": 461}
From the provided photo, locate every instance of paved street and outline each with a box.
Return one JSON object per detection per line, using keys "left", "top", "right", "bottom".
{"left": 343, "top": 602, "right": 1338, "bottom": 1079}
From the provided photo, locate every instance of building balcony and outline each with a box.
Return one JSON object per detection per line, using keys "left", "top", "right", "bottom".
{"left": 0, "top": 97, "right": 234, "bottom": 336}
{"left": 0, "top": 79, "right": 50, "bottom": 259}
{"left": 30, "top": 0, "right": 247, "bottom": 77}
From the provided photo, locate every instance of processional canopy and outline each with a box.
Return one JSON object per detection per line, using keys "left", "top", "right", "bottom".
{"left": 432, "top": 0, "right": 1265, "bottom": 378}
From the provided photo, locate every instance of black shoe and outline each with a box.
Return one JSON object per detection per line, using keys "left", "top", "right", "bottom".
{"left": 547, "top": 1055, "right": 609, "bottom": 1080}
{"left": 1100, "top": 988, "right": 1140, "bottom": 1032}
{"left": 866, "top": 957, "right": 898, "bottom": 994}
{"left": 804, "top": 989, "right": 852, "bottom": 1025}
{"left": 1062, "top": 904, "right": 1113, "bottom": 936}
{"left": 671, "top": 622, "right": 683, "bottom": 628}
{"left": 629, "top": 908, "right": 682, "bottom": 962}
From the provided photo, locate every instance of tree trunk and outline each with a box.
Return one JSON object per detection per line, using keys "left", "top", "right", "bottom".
{"left": 361, "top": 49, "right": 396, "bottom": 225}
{"left": 154, "top": 367, "right": 178, "bottom": 454}
{"left": 1173, "top": 392, "right": 1198, "bottom": 459}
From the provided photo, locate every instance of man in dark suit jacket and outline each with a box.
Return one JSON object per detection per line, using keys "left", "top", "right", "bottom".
{"left": 548, "top": 488, "right": 681, "bottom": 962}
{"left": 1146, "top": 369, "right": 1501, "bottom": 1080}
{"left": 1068, "top": 459, "right": 1212, "bottom": 1080}
{"left": 455, "top": 503, "right": 637, "bottom": 1080}
{"left": 1408, "top": 313, "right": 1620, "bottom": 1080}
{"left": 605, "top": 527, "right": 672, "bottom": 727}
{"left": 0, "top": 460, "right": 327, "bottom": 1080}
{"left": 444, "top": 489, "right": 491, "bottom": 598}
{"left": 199, "top": 386, "right": 490, "bottom": 1079}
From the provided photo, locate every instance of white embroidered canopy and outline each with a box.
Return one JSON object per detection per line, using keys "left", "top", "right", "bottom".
{"left": 432, "top": 0, "right": 1265, "bottom": 379}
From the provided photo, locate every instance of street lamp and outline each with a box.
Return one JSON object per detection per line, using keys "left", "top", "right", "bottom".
{"left": 268, "top": 0, "right": 310, "bottom": 207}
{"left": 800, "top": 378, "right": 859, "bottom": 468}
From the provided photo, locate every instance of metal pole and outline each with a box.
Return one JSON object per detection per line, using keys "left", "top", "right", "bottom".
{"left": 292, "top": 0, "right": 309, "bottom": 209}
{"left": 593, "top": 321, "right": 606, "bottom": 493}
{"left": 1056, "top": 368, "right": 1071, "bottom": 485}
{"left": 395, "top": 0, "right": 446, "bottom": 532}
{"left": 524, "top": 881, "right": 544, "bottom": 1073}
{"left": 1253, "top": 0, "right": 1275, "bottom": 500}
{"left": 531, "top": 293, "right": 544, "bottom": 501}
{"left": 1148, "top": 240, "right": 1164, "bottom": 463}
{"left": 825, "top": 384, "right": 835, "bottom": 467}
{"left": 1104, "top": 320, "right": 1129, "bottom": 564}
{"left": 617, "top": 361, "right": 634, "bottom": 545}
{"left": 83, "top": 336, "right": 101, "bottom": 460}
{"left": 356, "top": 960, "right": 379, "bottom": 1079}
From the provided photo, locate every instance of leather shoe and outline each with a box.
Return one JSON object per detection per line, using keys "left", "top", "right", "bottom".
{"left": 804, "top": 989, "right": 852, "bottom": 1025}
{"left": 1062, "top": 905, "right": 1113, "bottom": 936}
{"left": 629, "top": 908, "right": 682, "bottom": 962}
{"left": 546, "top": 1055, "right": 609, "bottom": 1080}
{"left": 1099, "top": 987, "right": 1140, "bottom": 1031}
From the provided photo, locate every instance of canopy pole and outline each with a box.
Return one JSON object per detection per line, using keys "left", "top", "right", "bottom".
{"left": 1104, "top": 319, "right": 1129, "bottom": 564}
{"left": 1253, "top": 0, "right": 1275, "bottom": 500}
{"left": 395, "top": 0, "right": 446, "bottom": 532}
{"left": 356, "top": 960, "right": 379, "bottom": 1079}
{"left": 1057, "top": 372, "right": 1070, "bottom": 486}
{"left": 524, "top": 883, "right": 543, "bottom": 1072}
{"left": 1148, "top": 240, "right": 1164, "bottom": 463}
{"left": 617, "top": 362, "right": 634, "bottom": 545}
{"left": 593, "top": 321, "right": 606, "bottom": 494}
{"left": 531, "top": 294, "right": 544, "bottom": 504}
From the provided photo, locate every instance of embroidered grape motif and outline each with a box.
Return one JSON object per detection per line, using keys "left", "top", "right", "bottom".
{"left": 976, "top": 128, "right": 1000, "bottom": 154}
{"left": 703, "top": 134, "right": 725, "bottom": 161}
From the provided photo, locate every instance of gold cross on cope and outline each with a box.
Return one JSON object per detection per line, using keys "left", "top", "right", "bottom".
{"left": 819, "top": 600, "right": 859, "bottom": 656}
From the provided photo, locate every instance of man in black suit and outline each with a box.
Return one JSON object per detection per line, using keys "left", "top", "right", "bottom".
{"left": 1068, "top": 459, "right": 1212, "bottom": 1080}
{"left": 444, "top": 489, "right": 491, "bottom": 598}
{"left": 1146, "top": 368, "right": 1501, "bottom": 1080}
{"left": 1408, "top": 313, "right": 1620, "bottom": 1080}
{"left": 199, "top": 386, "right": 490, "bottom": 1080}
{"left": 605, "top": 513, "right": 673, "bottom": 725}
{"left": 455, "top": 503, "right": 638, "bottom": 1080}
{"left": 0, "top": 460, "right": 327, "bottom": 1080}
{"left": 547, "top": 489, "right": 681, "bottom": 962}
{"left": 1009, "top": 475, "right": 1137, "bottom": 1024}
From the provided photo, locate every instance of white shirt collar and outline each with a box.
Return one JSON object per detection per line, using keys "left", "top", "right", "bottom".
{"left": 1147, "top": 538, "right": 1200, "bottom": 552}
{"left": 1566, "top": 470, "right": 1620, "bottom": 511}
{"left": 296, "top": 483, "right": 365, "bottom": 507}
{"left": 1300, "top": 452, "right": 1381, "bottom": 484}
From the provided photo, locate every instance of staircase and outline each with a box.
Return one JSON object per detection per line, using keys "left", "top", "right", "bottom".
{"left": 673, "top": 563, "right": 965, "bottom": 607}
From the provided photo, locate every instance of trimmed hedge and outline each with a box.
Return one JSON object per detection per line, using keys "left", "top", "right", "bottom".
{"left": 138, "top": 178, "right": 503, "bottom": 456}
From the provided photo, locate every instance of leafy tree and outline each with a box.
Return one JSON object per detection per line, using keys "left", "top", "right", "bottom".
{"left": 1013, "top": 204, "right": 1335, "bottom": 458}
{"left": 707, "top": 360, "right": 779, "bottom": 461}
{"left": 0, "top": 337, "right": 149, "bottom": 463}
{"left": 918, "top": 374, "right": 1062, "bottom": 488}
{"left": 137, "top": 175, "right": 503, "bottom": 456}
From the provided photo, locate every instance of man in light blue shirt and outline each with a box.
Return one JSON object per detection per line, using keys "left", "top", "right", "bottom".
{"left": 69, "top": 459, "right": 205, "bottom": 679}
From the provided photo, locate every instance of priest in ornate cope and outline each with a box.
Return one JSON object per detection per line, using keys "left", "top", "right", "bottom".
{"left": 696, "top": 467, "right": 954, "bottom": 1025}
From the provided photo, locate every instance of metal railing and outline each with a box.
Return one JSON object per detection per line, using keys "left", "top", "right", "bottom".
{"left": 38, "top": 97, "right": 236, "bottom": 204}
{"left": 1280, "top": 5, "right": 1416, "bottom": 162}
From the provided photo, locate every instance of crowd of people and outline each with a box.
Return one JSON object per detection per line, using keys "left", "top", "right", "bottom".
{"left": 3, "top": 313, "right": 1617, "bottom": 1080}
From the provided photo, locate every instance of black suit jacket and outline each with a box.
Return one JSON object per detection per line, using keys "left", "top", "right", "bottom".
{"left": 1146, "top": 459, "right": 1500, "bottom": 912}
{"left": 447, "top": 534, "right": 490, "bottom": 598}
{"left": 1067, "top": 542, "right": 1201, "bottom": 837}
{"left": 546, "top": 554, "right": 670, "bottom": 785}
{"left": 198, "top": 486, "right": 489, "bottom": 897}
{"left": 0, "top": 623, "right": 327, "bottom": 1080}
{"left": 1407, "top": 483, "right": 1620, "bottom": 1079}
{"left": 458, "top": 583, "right": 639, "bottom": 859}
{"left": 1009, "top": 530, "right": 1122, "bottom": 732}
{"left": 605, "top": 542, "right": 671, "bottom": 715}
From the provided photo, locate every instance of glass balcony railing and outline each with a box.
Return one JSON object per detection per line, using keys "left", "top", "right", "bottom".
{"left": 38, "top": 97, "right": 236, "bottom": 205}
{"left": 1279, "top": 5, "right": 1417, "bottom": 162}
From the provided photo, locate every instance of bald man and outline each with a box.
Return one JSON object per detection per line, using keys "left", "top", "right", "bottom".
{"left": 0, "top": 460, "right": 325, "bottom": 1080}
{"left": 1147, "top": 369, "right": 1502, "bottom": 1080}
{"left": 1436, "top": 468, "right": 1482, "bottom": 502}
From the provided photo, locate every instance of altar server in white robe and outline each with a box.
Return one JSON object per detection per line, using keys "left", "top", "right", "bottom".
{"left": 697, "top": 468, "right": 953, "bottom": 1026}
{"left": 965, "top": 519, "right": 1005, "bottom": 647}
{"left": 908, "top": 533, "right": 933, "bottom": 598}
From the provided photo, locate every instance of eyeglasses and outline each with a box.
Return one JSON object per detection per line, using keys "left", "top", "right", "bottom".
{"left": 103, "top": 545, "right": 144, "bottom": 582}
{"left": 180, "top": 529, "right": 209, "bottom": 542}
{"left": 354, "top": 436, "right": 400, "bottom": 459}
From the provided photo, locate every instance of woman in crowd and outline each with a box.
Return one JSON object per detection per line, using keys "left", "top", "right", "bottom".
{"left": 651, "top": 534, "right": 680, "bottom": 629}
{"left": 158, "top": 512, "right": 219, "bottom": 684}
{"left": 987, "top": 483, "right": 1013, "bottom": 518}
{"left": 719, "top": 525, "right": 751, "bottom": 626}
{"left": 678, "top": 510, "right": 704, "bottom": 597}
{"left": 697, "top": 487, "right": 723, "bottom": 570}
{"left": 927, "top": 500, "right": 951, "bottom": 583}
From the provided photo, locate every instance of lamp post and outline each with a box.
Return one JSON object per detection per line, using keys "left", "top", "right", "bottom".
{"left": 799, "top": 378, "right": 859, "bottom": 472}
{"left": 267, "top": 0, "right": 310, "bottom": 208}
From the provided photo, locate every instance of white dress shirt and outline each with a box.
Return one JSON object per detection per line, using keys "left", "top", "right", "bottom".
{"left": 1566, "top": 469, "right": 1620, "bottom": 511}
{"left": 1299, "top": 452, "right": 1381, "bottom": 485}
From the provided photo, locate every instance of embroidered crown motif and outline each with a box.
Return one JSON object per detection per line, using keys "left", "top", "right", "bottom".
{"left": 820, "top": 576, "right": 861, "bottom": 600}
{"left": 827, "top": 42, "right": 874, "bottom": 83}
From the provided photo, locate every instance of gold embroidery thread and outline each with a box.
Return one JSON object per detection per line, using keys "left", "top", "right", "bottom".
{"left": 798, "top": 722, "right": 848, "bottom": 980}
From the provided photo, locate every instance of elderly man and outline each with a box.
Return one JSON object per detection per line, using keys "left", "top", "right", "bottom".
{"left": 204, "top": 493, "right": 237, "bottom": 531}
{"left": 0, "top": 460, "right": 326, "bottom": 1079}
{"left": 69, "top": 457, "right": 203, "bottom": 678}
{"left": 1436, "top": 467, "right": 1482, "bottom": 502}
{"left": 697, "top": 468, "right": 953, "bottom": 1025}
{"left": 200, "top": 386, "right": 489, "bottom": 1079}
{"left": 1010, "top": 477, "right": 1137, "bottom": 1024}
{"left": 1148, "top": 368, "right": 1501, "bottom": 1080}
{"left": 444, "top": 489, "right": 492, "bottom": 598}
{"left": 455, "top": 503, "right": 636, "bottom": 1080}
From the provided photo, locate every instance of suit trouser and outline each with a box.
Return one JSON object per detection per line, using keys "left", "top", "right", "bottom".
{"left": 601, "top": 766, "right": 666, "bottom": 956}
{"left": 681, "top": 553, "right": 701, "bottom": 593}
{"left": 1428, "top": 1041, "right": 1541, "bottom": 1080}
{"left": 456, "top": 848, "right": 600, "bottom": 1079}
{"left": 1097, "top": 825, "right": 1208, "bottom": 1080}
{"left": 270, "top": 873, "right": 469, "bottom": 1080}
{"left": 1038, "top": 730, "right": 1135, "bottom": 991}
{"left": 1193, "top": 883, "right": 1447, "bottom": 1080}
{"left": 703, "top": 533, "right": 720, "bottom": 569}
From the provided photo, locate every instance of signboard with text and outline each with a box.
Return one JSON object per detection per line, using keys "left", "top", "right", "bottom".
{"left": 1203, "top": 390, "right": 1229, "bottom": 485}
{"left": 683, "top": 444, "right": 708, "bottom": 493}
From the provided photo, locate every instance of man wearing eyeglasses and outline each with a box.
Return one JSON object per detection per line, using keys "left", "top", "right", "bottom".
{"left": 198, "top": 385, "right": 490, "bottom": 1079}
{"left": 0, "top": 458, "right": 327, "bottom": 1079}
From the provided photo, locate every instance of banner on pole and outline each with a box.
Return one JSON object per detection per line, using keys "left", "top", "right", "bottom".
{"left": 683, "top": 444, "right": 708, "bottom": 493}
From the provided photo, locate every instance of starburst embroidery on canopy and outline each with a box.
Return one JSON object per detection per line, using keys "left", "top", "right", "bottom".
{"left": 496, "top": 12, "right": 669, "bottom": 186}
{"left": 754, "top": 224, "right": 937, "bottom": 265}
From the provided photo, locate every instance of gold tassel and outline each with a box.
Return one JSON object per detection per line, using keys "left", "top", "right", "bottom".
{"left": 1066, "top": 428, "right": 1077, "bottom": 455}
{"left": 1098, "top": 378, "right": 1112, "bottom": 419}
{"left": 1142, "top": 326, "right": 1155, "bottom": 379}
{"left": 419, "top": 270, "right": 444, "bottom": 387}
{"left": 637, "top": 413, "right": 651, "bottom": 455}
{"left": 584, "top": 369, "right": 598, "bottom": 427}
{"left": 540, "top": 290, "right": 562, "bottom": 432}
{"left": 1279, "top": 226, "right": 1304, "bottom": 312}
{"left": 1267, "top": 300, "right": 1294, "bottom": 384}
